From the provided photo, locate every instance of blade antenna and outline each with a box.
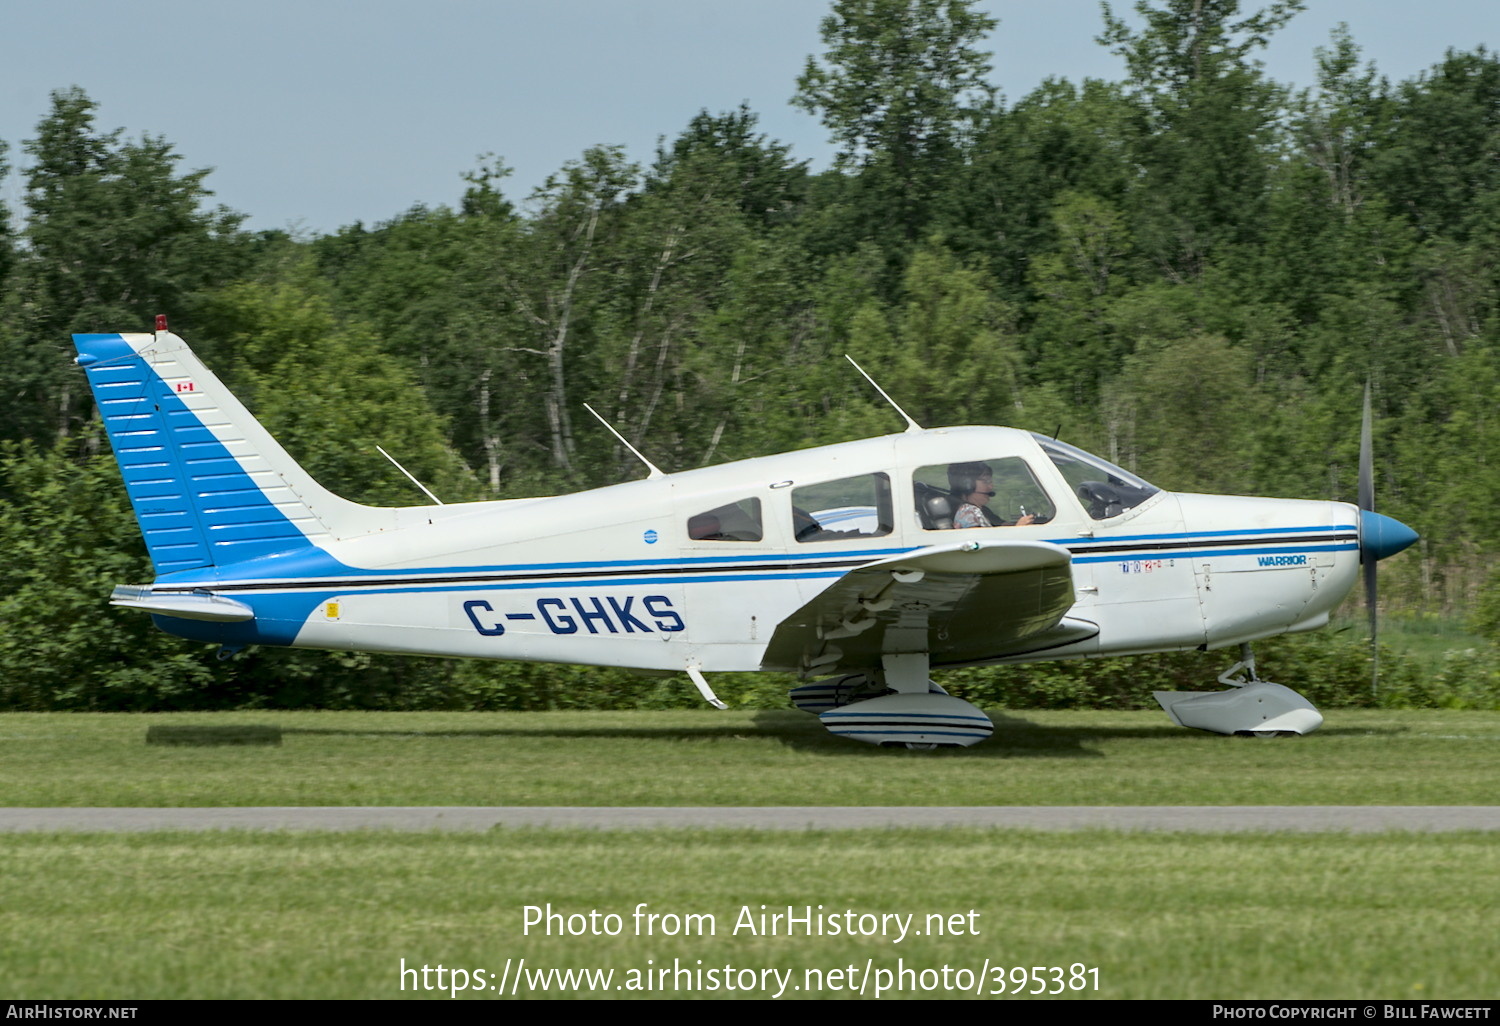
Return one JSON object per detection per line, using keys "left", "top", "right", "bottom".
{"left": 583, "top": 403, "right": 665, "bottom": 479}
{"left": 845, "top": 355, "right": 922, "bottom": 432}
{"left": 376, "top": 446, "right": 444, "bottom": 505}
{"left": 1359, "top": 382, "right": 1378, "bottom": 697}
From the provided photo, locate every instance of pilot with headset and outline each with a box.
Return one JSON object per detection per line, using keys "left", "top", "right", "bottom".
{"left": 948, "top": 461, "right": 1037, "bottom": 529}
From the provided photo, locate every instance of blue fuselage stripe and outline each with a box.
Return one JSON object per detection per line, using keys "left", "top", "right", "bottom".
{"left": 1071, "top": 542, "right": 1357, "bottom": 564}
{"left": 173, "top": 531, "right": 1354, "bottom": 595}
{"left": 156, "top": 522, "right": 1357, "bottom": 589}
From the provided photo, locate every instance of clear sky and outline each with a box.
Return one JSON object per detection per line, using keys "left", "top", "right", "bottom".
{"left": 2, "top": 0, "right": 1493, "bottom": 235}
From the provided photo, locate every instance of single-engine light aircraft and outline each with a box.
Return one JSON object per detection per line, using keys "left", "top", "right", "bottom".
{"left": 74, "top": 323, "right": 1418, "bottom": 748}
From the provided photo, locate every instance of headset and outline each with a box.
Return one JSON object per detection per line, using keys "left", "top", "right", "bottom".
{"left": 947, "top": 461, "right": 992, "bottom": 499}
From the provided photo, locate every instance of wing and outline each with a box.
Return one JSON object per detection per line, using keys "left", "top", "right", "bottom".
{"left": 761, "top": 539, "right": 1097, "bottom": 675}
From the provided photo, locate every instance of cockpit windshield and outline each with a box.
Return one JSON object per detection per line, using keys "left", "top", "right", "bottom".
{"left": 1033, "top": 434, "right": 1160, "bottom": 521}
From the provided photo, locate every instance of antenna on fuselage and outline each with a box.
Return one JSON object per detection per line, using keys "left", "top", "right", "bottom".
{"left": 376, "top": 446, "right": 445, "bottom": 505}
{"left": 583, "top": 403, "right": 665, "bottom": 479}
{"left": 845, "top": 355, "right": 922, "bottom": 432}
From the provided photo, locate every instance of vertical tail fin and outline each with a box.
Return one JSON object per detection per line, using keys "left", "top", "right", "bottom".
{"left": 74, "top": 330, "right": 390, "bottom": 576}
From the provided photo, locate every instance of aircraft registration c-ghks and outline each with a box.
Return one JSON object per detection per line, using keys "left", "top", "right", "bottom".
{"left": 73, "top": 321, "right": 1419, "bottom": 749}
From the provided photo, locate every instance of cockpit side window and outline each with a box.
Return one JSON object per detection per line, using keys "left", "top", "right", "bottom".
{"left": 686, "top": 498, "right": 763, "bottom": 542}
{"left": 913, "top": 457, "right": 1055, "bottom": 530}
{"left": 791, "top": 473, "right": 893, "bottom": 543}
{"left": 1034, "top": 435, "right": 1160, "bottom": 521}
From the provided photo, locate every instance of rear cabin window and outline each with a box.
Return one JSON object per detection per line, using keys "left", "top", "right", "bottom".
{"left": 912, "top": 457, "right": 1056, "bottom": 530}
{"left": 791, "top": 473, "right": 894, "bottom": 543}
{"left": 686, "top": 498, "right": 763, "bottom": 542}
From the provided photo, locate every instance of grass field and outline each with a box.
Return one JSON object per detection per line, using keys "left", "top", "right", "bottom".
{"left": 0, "top": 708, "right": 1496, "bottom": 806}
{"left": 3, "top": 708, "right": 1496, "bottom": 1000}
{"left": 2, "top": 829, "right": 1496, "bottom": 999}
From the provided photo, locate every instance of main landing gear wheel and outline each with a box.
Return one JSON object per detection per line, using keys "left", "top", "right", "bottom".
{"left": 807, "top": 653, "right": 995, "bottom": 749}
{"left": 823, "top": 693, "right": 994, "bottom": 749}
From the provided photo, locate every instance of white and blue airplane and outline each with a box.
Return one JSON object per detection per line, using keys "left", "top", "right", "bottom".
{"left": 74, "top": 322, "right": 1418, "bottom": 748}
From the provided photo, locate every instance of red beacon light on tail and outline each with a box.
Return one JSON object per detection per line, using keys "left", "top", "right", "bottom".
{"left": 155, "top": 314, "right": 168, "bottom": 332}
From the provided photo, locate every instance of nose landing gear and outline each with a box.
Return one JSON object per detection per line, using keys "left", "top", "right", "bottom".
{"left": 1153, "top": 644, "right": 1324, "bottom": 736}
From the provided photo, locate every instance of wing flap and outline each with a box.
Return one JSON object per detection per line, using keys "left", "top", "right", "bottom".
{"left": 762, "top": 539, "right": 1088, "bottom": 674}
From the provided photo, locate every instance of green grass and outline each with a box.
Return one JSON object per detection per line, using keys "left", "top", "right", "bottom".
{"left": 1, "top": 829, "right": 1495, "bottom": 999}
{"left": 4, "top": 709, "right": 1496, "bottom": 1000}
{"left": 2, "top": 708, "right": 1497, "bottom": 806}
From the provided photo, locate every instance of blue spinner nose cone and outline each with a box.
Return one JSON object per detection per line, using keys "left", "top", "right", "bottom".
{"left": 1361, "top": 510, "right": 1419, "bottom": 562}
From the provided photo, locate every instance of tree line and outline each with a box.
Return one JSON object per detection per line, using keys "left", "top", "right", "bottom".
{"left": 2, "top": 0, "right": 1498, "bottom": 709}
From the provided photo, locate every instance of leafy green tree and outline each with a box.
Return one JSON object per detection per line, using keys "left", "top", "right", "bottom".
{"left": 1394, "top": 349, "right": 1500, "bottom": 558}
{"left": 0, "top": 444, "right": 217, "bottom": 709}
{"left": 309, "top": 201, "right": 511, "bottom": 490}
{"left": 1099, "top": 0, "right": 1302, "bottom": 275}
{"left": 622, "top": 109, "right": 819, "bottom": 468}
{"left": 1099, "top": 0, "right": 1304, "bottom": 98}
{"left": 1104, "top": 332, "right": 1254, "bottom": 493}
{"left": 191, "top": 282, "right": 477, "bottom": 506}
{"left": 846, "top": 239, "right": 1020, "bottom": 429}
{"left": 0, "top": 87, "right": 246, "bottom": 446}
{"left": 648, "top": 105, "right": 808, "bottom": 229}
{"left": 1223, "top": 27, "right": 1418, "bottom": 379}
{"left": 940, "top": 77, "right": 1135, "bottom": 300}
{"left": 1370, "top": 47, "right": 1500, "bottom": 243}
{"left": 575, "top": 109, "right": 822, "bottom": 479}
{"left": 1291, "top": 24, "right": 1385, "bottom": 216}
{"left": 0, "top": 138, "right": 12, "bottom": 289}
{"left": 485, "top": 146, "right": 640, "bottom": 486}
{"left": 313, "top": 205, "right": 484, "bottom": 359}
{"left": 1469, "top": 566, "right": 1500, "bottom": 643}
{"left": 793, "top": 0, "right": 997, "bottom": 251}
{"left": 683, "top": 237, "right": 824, "bottom": 463}
{"left": 459, "top": 154, "right": 517, "bottom": 221}
{"left": 1024, "top": 191, "right": 1135, "bottom": 402}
